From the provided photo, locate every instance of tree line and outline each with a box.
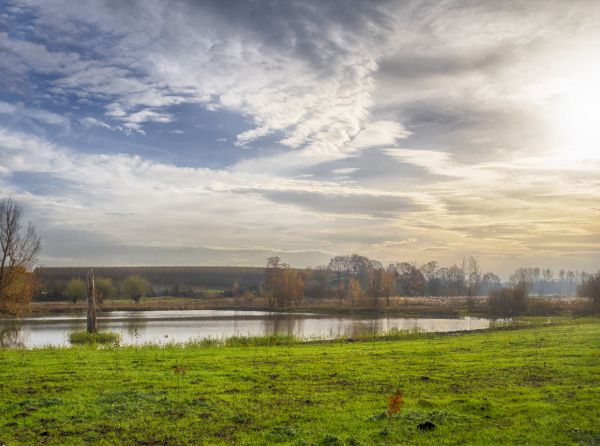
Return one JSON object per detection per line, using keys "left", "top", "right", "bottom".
{"left": 263, "top": 254, "right": 600, "bottom": 314}
{"left": 1, "top": 197, "right": 598, "bottom": 316}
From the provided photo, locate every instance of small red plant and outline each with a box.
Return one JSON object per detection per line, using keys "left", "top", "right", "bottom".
{"left": 387, "top": 389, "right": 404, "bottom": 421}
{"left": 172, "top": 365, "right": 187, "bottom": 375}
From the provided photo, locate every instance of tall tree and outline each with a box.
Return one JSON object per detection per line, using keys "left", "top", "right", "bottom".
{"left": 0, "top": 198, "right": 41, "bottom": 315}
{"left": 466, "top": 256, "right": 481, "bottom": 311}
{"left": 263, "top": 257, "right": 304, "bottom": 308}
{"left": 393, "top": 262, "right": 425, "bottom": 297}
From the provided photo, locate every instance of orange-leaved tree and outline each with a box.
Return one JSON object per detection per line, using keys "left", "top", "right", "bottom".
{"left": 0, "top": 198, "right": 41, "bottom": 315}
{"left": 263, "top": 257, "right": 304, "bottom": 308}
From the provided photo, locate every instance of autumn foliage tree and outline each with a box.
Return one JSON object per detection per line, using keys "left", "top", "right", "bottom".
{"left": 263, "top": 257, "right": 304, "bottom": 308}
{"left": 366, "top": 265, "right": 396, "bottom": 308}
{"left": 0, "top": 198, "right": 41, "bottom": 315}
{"left": 0, "top": 266, "right": 36, "bottom": 316}
{"left": 345, "top": 277, "right": 362, "bottom": 306}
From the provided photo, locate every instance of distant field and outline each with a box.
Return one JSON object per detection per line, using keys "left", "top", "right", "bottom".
{"left": 1, "top": 318, "right": 599, "bottom": 445}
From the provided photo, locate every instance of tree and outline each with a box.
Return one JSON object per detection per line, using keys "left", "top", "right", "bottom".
{"left": 420, "top": 261, "right": 438, "bottom": 295}
{"left": 467, "top": 256, "right": 481, "bottom": 296}
{"left": 466, "top": 256, "right": 481, "bottom": 311}
{"left": 122, "top": 275, "right": 152, "bottom": 302}
{"left": 264, "top": 256, "right": 284, "bottom": 308}
{"left": 393, "top": 262, "right": 425, "bottom": 296}
{"left": 262, "top": 257, "right": 304, "bottom": 308}
{"left": 345, "top": 277, "right": 362, "bottom": 306}
{"left": 328, "top": 255, "right": 350, "bottom": 285}
{"left": 95, "top": 277, "right": 116, "bottom": 304}
{"left": 65, "top": 278, "right": 86, "bottom": 303}
{"left": 439, "top": 264, "right": 466, "bottom": 296}
{"left": 488, "top": 287, "right": 528, "bottom": 317}
{"left": 510, "top": 267, "right": 535, "bottom": 292}
{"left": 481, "top": 272, "right": 502, "bottom": 295}
{"left": 348, "top": 254, "right": 374, "bottom": 290}
{"left": 0, "top": 198, "right": 41, "bottom": 314}
{"left": 578, "top": 272, "right": 600, "bottom": 311}
{"left": 366, "top": 265, "right": 395, "bottom": 308}
{"left": 281, "top": 269, "right": 304, "bottom": 307}
{"left": 0, "top": 266, "right": 36, "bottom": 316}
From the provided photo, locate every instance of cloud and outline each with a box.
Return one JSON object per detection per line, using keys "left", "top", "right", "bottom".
{"left": 0, "top": 128, "right": 429, "bottom": 265}
{"left": 2, "top": 1, "right": 600, "bottom": 273}
{"left": 0, "top": 101, "right": 70, "bottom": 128}
{"left": 4, "top": 1, "right": 403, "bottom": 154}
{"left": 239, "top": 189, "right": 422, "bottom": 218}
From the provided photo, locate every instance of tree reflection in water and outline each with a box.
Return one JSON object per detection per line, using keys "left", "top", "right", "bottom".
{"left": 0, "top": 323, "right": 25, "bottom": 348}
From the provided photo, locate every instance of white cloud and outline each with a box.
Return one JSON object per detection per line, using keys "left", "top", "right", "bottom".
{"left": 3, "top": 1, "right": 600, "bottom": 272}
{"left": 0, "top": 101, "right": 69, "bottom": 127}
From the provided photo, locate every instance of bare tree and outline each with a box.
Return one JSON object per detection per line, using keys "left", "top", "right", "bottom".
{"left": 466, "top": 256, "right": 481, "bottom": 311}
{"left": 0, "top": 198, "right": 41, "bottom": 314}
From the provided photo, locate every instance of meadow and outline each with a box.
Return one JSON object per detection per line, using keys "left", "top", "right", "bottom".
{"left": 0, "top": 318, "right": 599, "bottom": 445}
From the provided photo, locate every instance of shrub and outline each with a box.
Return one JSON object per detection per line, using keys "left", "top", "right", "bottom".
{"left": 65, "top": 278, "right": 86, "bottom": 303}
{"left": 95, "top": 277, "right": 116, "bottom": 303}
{"left": 69, "top": 331, "right": 120, "bottom": 345}
{"left": 577, "top": 272, "right": 600, "bottom": 312}
{"left": 122, "top": 275, "right": 152, "bottom": 302}
{"left": 488, "top": 287, "right": 528, "bottom": 317}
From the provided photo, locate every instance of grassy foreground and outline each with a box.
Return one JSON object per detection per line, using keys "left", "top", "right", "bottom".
{"left": 1, "top": 320, "right": 599, "bottom": 445}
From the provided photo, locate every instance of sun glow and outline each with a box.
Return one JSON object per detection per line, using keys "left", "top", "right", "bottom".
{"left": 547, "top": 64, "right": 600, "bottom": 161}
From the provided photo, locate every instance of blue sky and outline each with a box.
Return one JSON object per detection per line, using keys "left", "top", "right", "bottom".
{"left": 1, "top": 0, "right": 599, "bottom": 275}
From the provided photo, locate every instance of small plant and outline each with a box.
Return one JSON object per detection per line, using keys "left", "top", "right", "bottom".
{"left": 69, "top": 331, "right": 120, "bottom": 345}
{"left": 172, "top": 365, "right": 188, "bottom": 412}
{"left": 387, "top": 389, "right": 404, "bottom": 423}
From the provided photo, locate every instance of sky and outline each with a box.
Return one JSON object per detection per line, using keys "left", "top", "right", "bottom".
{"left": 1, "top": 0, "right": 599, "bottom": 276}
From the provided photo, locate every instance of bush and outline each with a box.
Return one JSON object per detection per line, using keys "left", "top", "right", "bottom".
{"left": 69, "top": 331, "right": 121, "bottom": 345}
{"left": 577, "top": 272, "right": 600, "bottom": 312}
{"left": 122, "top": 275, "right": 152, "bottom": 302}
{"left": 488, "top": 287, "right": 528, "bottom": 317}
{"left": 65, "top": 278, "right": 86, "bottom": 303}
{"left": 95, "top": 277, "right": 116, "bottom": 303}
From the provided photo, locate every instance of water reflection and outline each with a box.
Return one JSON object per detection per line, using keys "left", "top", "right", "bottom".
{"left": 0, "top": 323, "right": 26, "bottom": 348}
{"left": 0, "top": 310, "right": 494, "bottom": 349}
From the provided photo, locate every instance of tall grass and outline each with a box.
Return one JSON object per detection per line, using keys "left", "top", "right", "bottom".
{"left": 69, "top": 331, "right": 120, "bottom": 345}
{"left": 182, "top": 333, "right": 300, "bottom": 347}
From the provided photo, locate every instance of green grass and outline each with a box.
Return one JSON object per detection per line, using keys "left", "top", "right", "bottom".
{"left": 1, "top": 318, "right": 599, "bottom": 445}
{"left": 68, "top": 331, "right": 121, "bottom": 346}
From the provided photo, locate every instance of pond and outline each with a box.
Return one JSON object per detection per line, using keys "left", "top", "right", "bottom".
{"left": 0, "top": 310, "right": 495, "bottom": 348}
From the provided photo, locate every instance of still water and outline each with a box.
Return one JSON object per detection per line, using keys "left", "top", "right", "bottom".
{"left": 0, "top": 310, "right": 493, "bottom": 348}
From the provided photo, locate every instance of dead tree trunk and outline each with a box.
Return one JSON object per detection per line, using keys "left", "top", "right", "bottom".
{"left": 86, "top": 269, "right": 97, "bottom": 333}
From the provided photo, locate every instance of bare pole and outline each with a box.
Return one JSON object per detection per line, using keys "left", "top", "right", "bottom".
{"left": 86, "top": 268, "right": 97, "bottom": 333}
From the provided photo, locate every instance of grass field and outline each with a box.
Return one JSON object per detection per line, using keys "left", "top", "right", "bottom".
{"left": 0, "top": 318, "right": 599, "bottom": 445}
